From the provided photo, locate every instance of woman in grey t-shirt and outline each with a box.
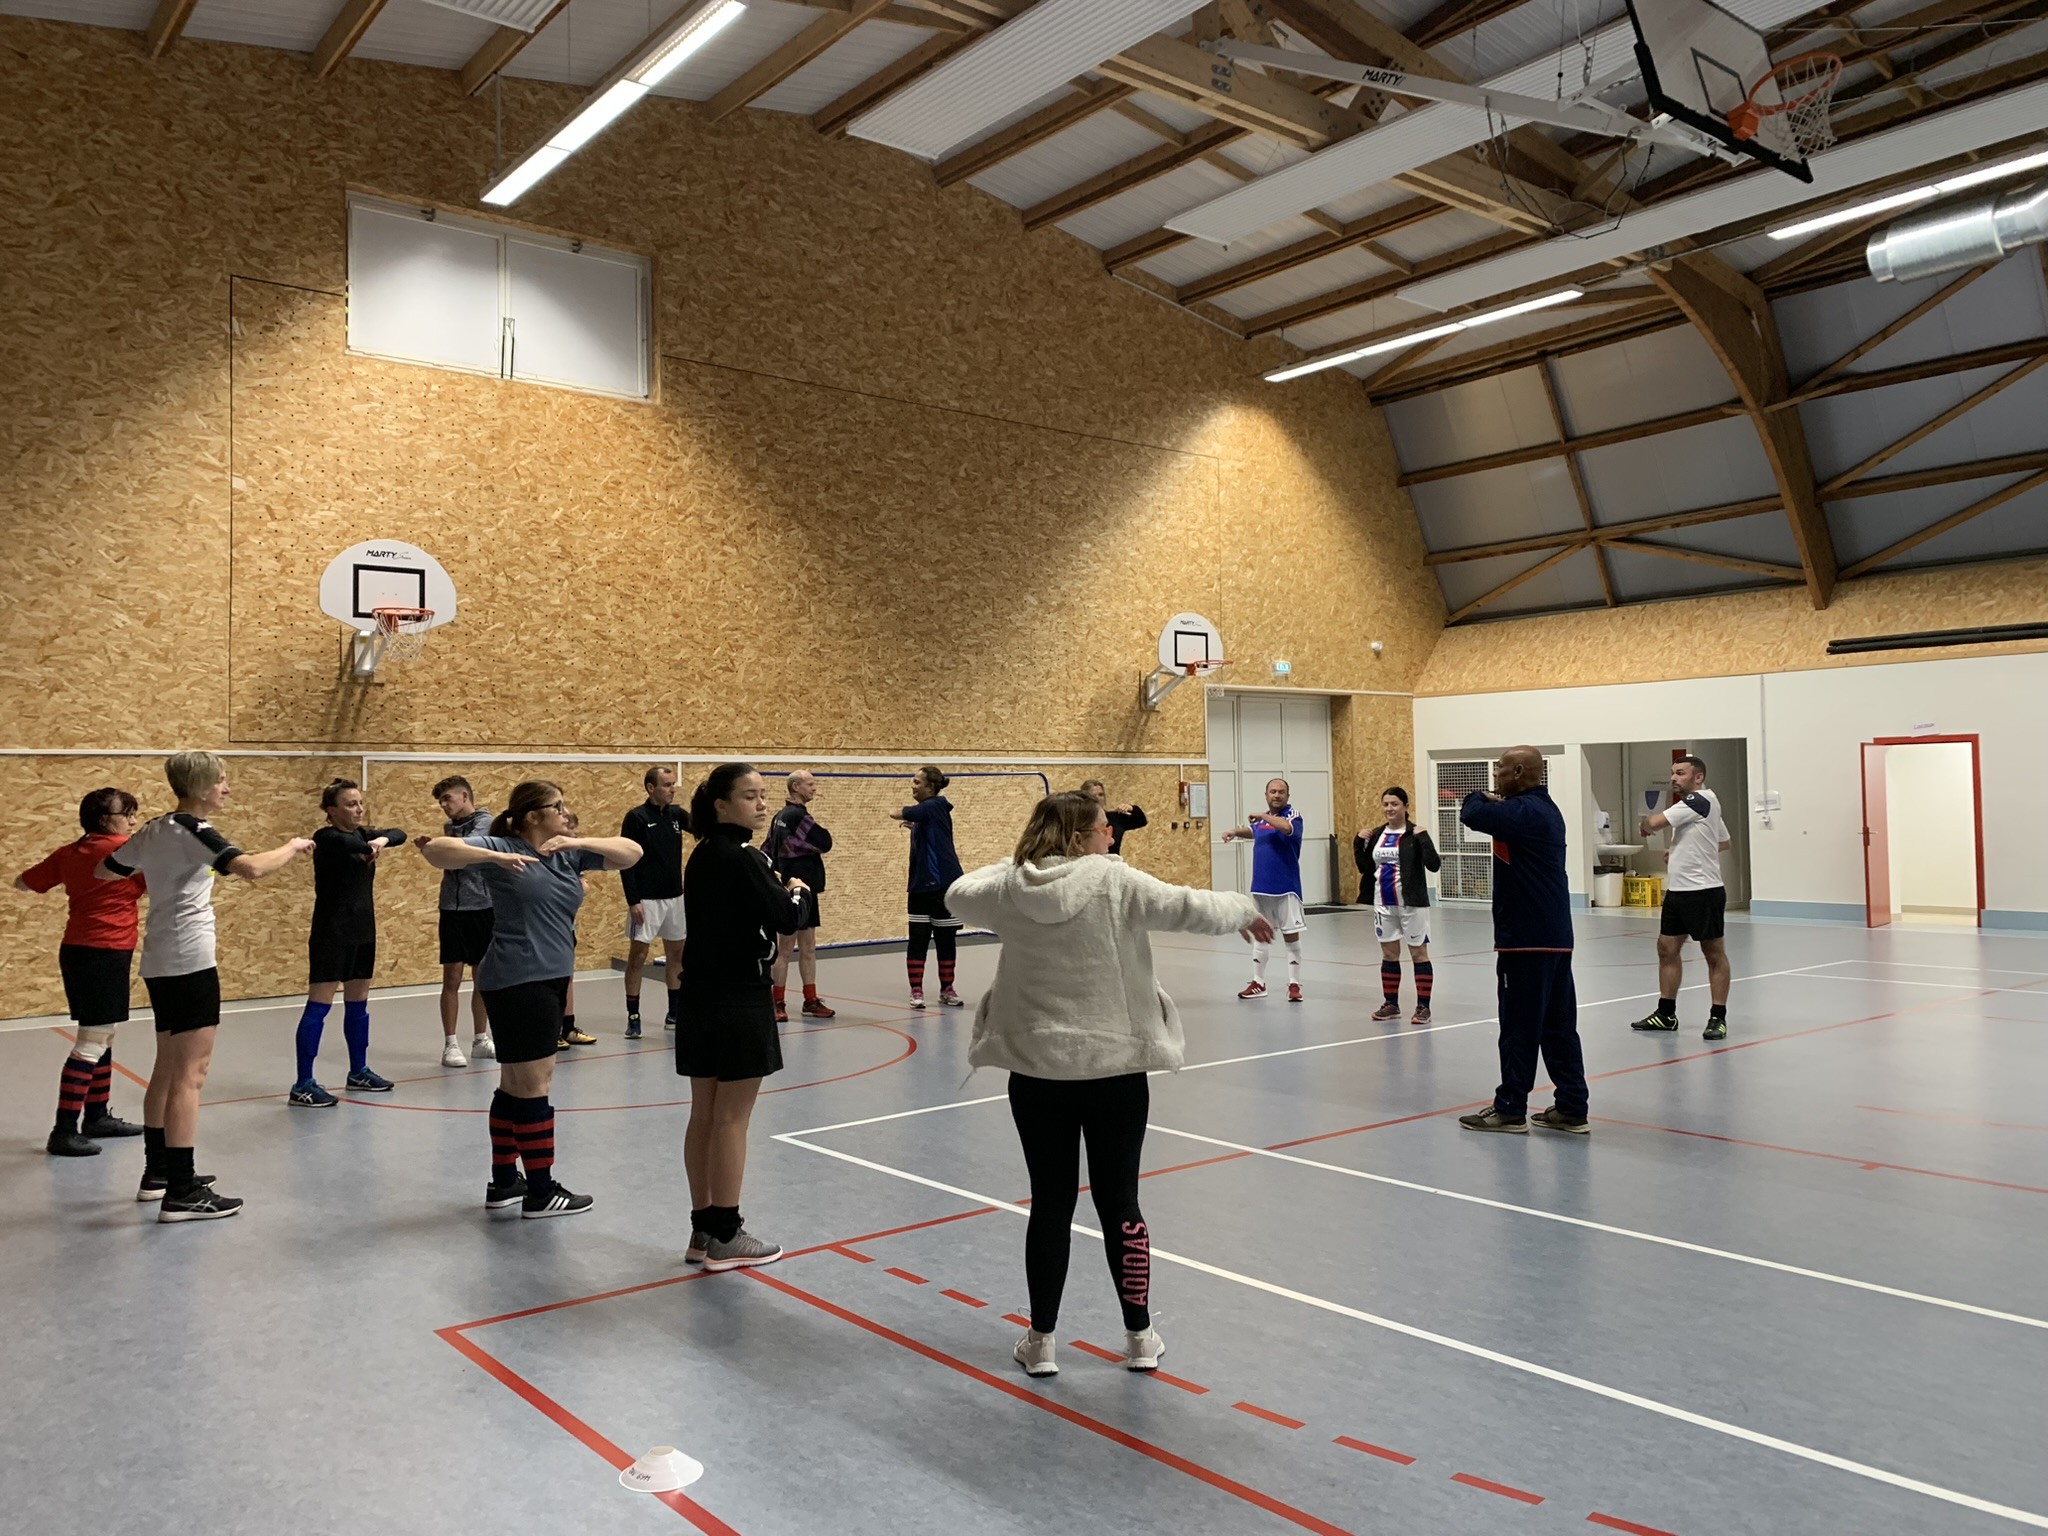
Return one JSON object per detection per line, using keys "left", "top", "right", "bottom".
{"left": 423, "top": 780, "right": 640, "bottom": 1219}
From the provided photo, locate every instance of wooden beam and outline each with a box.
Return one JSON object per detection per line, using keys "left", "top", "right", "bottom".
{"left": 1800, "top": 265, "right": 1992, "bottom": 394}
{"left": 1782, "top": 335, "right": 2048, "bottom": 407}
{"left": 1172, "top": 198, "right": 1444, "bottom": 303}
{"left": 460, "top": 3, "right": 571, "bottom": 95}
{"left": 1372, "top": 300, "right": 1688, "bottom": 400}
{"left": 1603, "top": 539, "right": 1807, "bottom": 582}
{"left": 1022, "top": 120, "right": 1246, "bottom": 230}
{"left": 145, "top": 0, "right": 198, "bottom": 57}
{"left": 1360, "top": 331, "right": 1457, "bottom": 390}
{"left": 1832, "top": 448, "right": 2048, "bottom": 500}
{"left": 1447, "top": 545, "right": 1582, "bottom": 623}
{"left": 1650, "top": 258, "right": 1837, "bottom": 607}
{"left": 706, "top": 0, "right": 895, "bottom": 120}
{"left": 1425, "top": 498, "right": 1780, "bottom": 565}
{"left": 1539, "top": 358, "right": 1615, "bottom": 604}
{"left": 1094, "top": 33, "right": 1367, "bottom": 149}
{"left": 1409, "top": 0, "right": 1529, "bottom": 47}
{"left": 310, "top": 0, "right": 390, "bottom": 79}
{"left": 1839, "top": 468, "right": 2048, "bottom": 577}
{"left": 933, "top": 80, "right": 1134, "bottom": 186}
{"left": 1244, "top": 229, "right": 1532, "bottom": 338}
{"left": 1819, "top": 353, "right": 2048, "bottom": 494}
{"left": 1399, "top": 401, "right": 1746, "bottom": 486}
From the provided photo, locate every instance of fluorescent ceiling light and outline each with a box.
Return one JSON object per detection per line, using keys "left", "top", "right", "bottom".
{"left": 1767, "top": 144, "right": 2048, "bottom": 240}
{"left": 1265, "top": 288, "right": 1583, "bottom": 382}
{"left": 848, "top": 0, "right": 1208, "bottom": 162}
{"left": 481, "top": 0, "right": 744, "bottom": 207}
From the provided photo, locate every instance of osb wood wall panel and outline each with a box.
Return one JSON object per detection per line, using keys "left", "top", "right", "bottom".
{"left": 3, "top": 753, "right": 1205, "bottom": 1019}
{"left": 1417, "top": 558, "right": 2048, "bottom": 696}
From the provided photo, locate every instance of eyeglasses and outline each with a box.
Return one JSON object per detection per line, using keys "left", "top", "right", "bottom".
{"left": 547, "top": 802, "right": 567, "bottom": 814}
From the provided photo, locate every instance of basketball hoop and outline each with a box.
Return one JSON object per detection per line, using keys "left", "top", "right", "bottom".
{"left": 368, "top": 605, "right": 434, "bottom": 665}
{"left": 1728, "top": 51, "right": 1842, "bottom": 157}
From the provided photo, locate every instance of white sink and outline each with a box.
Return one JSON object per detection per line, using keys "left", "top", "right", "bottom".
{"left": 1597, "top": 844, "right": 1643, "bottom": 858}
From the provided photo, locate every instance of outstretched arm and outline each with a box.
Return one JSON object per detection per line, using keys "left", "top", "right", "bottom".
{"left": 226, "top": 838, "right": 316, "bottom": 882}
{"left": 422, "top": 838, "right": 535, "bottom": 872}
{"left": 539, "top": 835, "right": 642, "bottom": 871}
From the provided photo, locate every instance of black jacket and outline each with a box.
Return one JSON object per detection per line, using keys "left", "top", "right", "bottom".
{"left": 311, "top": 824, "right": 407, "bottom": 941}
{"left": 1460, "top": 786, "right": 1573, "bottom": 952}
{"left": 1105, "top": 805, "right": 1147, "bottom": 856}
{"left": 1352, "top": 824, "right": 1441, "bottom": 908}
{"left": 678, "top": 823, "right": 807, "bottom": 1002}
{"left": 620, "top": 800, "right": 686, "bottom": 903}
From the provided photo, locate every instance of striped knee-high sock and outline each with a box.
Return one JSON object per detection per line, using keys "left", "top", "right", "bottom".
{"left": 1414, "top": 962, "right": 1434, "bottom": 1008}
{"left": 55, "top": 1056, "right": 92, "bottom": 1134}
{"left": 510, "top": 1095, "right": 556, "bottom": 1193}
{"left": 86, "top": 1049, "right": 115, "bottom": 1122}
{"left": 1381, "top": 962, "right": 1401, "bottom": 1005}
{"left": 487, "top": 1090, "right": 520, "bottom": 1186}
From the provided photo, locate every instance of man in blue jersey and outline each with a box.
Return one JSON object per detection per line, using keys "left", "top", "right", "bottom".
{"left": 1455, "top": 745, "right": 1588, "bottom": 1134}
{"left": 1222, "top": 777, "right": 1307, "bottom": 1001}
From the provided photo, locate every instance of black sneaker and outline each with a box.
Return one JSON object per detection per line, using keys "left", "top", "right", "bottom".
{"left": 1704, "top": 1016, "right": 1728, "bottom": 1041}
{"left": 82, "top": 1113, "right": 144, "bottom": 1138}
{"left": 137, "top": 1171, "right": 215, "bottom": 1202}
{"left": 159, "top": 1184, "right": 244, "bottom": 1222}
{"left": 485, "top": 1175, "right": 529, "bottom": 1210}
{"left": 47, "top": 1129, "right": 101, "bottom": 1157}
{"left": 522, "top": 1183, "right": 594, "bottom": 1218}
{"left": 1531, "top": 1107, "right": 1590, "bottom": 1134}
{"left": 625, "top": 1015, "right": 643, "bottom": 1040}
{"left": 345, "top": 1069, "right": 394, "bottom": 1093}
{"left": 1458, "top": 1106, "right": 1528, "bottom": 1134}
{"left": 1630, "top": 1010, "right": 1680, "bottom": 1032}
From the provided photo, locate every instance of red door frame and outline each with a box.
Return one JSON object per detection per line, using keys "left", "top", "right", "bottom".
{"left": 1868, "top": 734, "right": 1987, "bottom": 927}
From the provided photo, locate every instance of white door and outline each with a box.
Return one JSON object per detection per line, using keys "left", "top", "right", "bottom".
{"left": 1207, "top": 693, "right": 1334, "bottom": 902}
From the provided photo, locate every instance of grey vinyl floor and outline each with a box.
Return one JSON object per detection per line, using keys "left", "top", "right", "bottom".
{"left": 3, "top": 907, "right": 2045, "bottom": 1536}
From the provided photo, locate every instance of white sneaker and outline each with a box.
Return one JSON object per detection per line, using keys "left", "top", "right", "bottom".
{"left": 440, "top": 1039, "right": 467, "bottom": 1068}
{"left": 472, "top": 1035, "right": 496, "bottom": 1061}
{"left": 1123, "top": 1327, "right": 1165, "bottom": 1372}
{"left": 1013, "top": 1331, "right": 1058, "bottom": 1377}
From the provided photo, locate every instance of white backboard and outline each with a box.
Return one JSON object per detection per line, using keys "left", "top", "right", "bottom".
{"left": 319, "top": 540, "right": 458, "bottom": 631}
{"left": 1158, "top": 612, "right": 1226, "bottom": 673}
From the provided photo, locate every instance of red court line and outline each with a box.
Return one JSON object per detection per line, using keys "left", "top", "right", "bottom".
{"left": 1591, "top": 1115, "right": 2048, "bottom": 1195}
{"left": 434, "top": 1326, "right": 740, "bottom": 1535}
{"left": 46, "top": 1027, "right": 150, "bottom": 1088}
{"left": 1002, "top": 1312, "right": 1032, "bottom": 1328}
{"left": 1452, "top": 1471, "right": 1543, "bottom": 1505}
{"left": 831, "top": 1246, "right": 874, "bottom": 1264}
{"left": 1588, "top": 1513, "right": 1680, "bottom": 1536}
{"left": 1858, "top": 1104, "right": 2048, "bottom": 1132}
{"left": 743, "top": 1269, "right": 1356, "bottom": 1536}
{"left": 1071, "top": 1340, "right": 1123, "bottom": 1363}
{"left": 884, "top": 1267, "right": 928, "bottom": 1285}
{"left": 940, "top": 1288, "right": 987, "bottom": 1308}
{"left": 1152, "top": 1368, "right": 1210, "bottom": 1396}
{"left": 1334, "top": 1435, "right": 1415, "bottom": 1466}
{"left": 1232, "top": 1401, "right": 1306, "bottom": 1430}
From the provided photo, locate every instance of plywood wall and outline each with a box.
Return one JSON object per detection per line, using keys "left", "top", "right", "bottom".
{"left": 0, "top": 18, "right": 1421, "bottom": 1018}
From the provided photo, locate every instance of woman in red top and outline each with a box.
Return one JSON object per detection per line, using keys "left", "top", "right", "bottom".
{"left": 14, "top": 787, "right": 149, "bottom": 1156}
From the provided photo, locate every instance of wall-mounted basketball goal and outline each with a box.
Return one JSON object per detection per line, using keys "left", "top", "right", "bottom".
{"left": 320, "top": 539, "right": 459, "bottom": 679}
{"left": 1143, "top": 613, "right": 1230, "bottom": 710}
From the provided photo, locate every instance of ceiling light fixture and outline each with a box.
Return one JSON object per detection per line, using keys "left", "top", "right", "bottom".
{"left": 1766, "top": 143, "right": 2048, "bottom": 240}
{"left": 1264, "top": 288, "right": 1584, "bottom": 383}
{"left": 482, "top": 0, "right": 746, "bottom": 206}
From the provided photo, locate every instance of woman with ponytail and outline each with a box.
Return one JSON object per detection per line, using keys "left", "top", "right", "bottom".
{"left": 423, "top": 781, "right": 640, "bottom": 1218}
{"left": 675, "top": 763, "right": 810, "bottom": 1272}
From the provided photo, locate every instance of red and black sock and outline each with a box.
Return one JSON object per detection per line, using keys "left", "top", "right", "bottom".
{"left": 907, "top": 921, "right": 931, "bottom": 992}
{"left": 1414, "top": 962, "right": 1433, "bottom": 1005}
{"left": 935, "top": 927, "right": 958, "bottom": 990}
{"left": 54, "top": 1056, "right": 92, "bottom": 1134}
{"left": 85, "top": 1049, "right": 115, "bottom": 1122}
{"left": 1381, "top": 962, "right": 1401, "bottom": 1004}
{"left": 802, "top": 983, "right": 819, "bottom": 1001}
{"left": 938, "top": 958, "right": 957, "bottom": 992}
{"left": 510, "top": 1094, "right": 556, "bottom": 1192}
{"left": 772, "top": 985, "right": 786, "bottom": 1004}
{"left": 487, "top": 1089, "right": 520, "bottom": 1185}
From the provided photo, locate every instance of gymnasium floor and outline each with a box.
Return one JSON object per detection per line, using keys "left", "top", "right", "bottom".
{"left": 4, "top": 908, "right": 2045, "bottom": 1536}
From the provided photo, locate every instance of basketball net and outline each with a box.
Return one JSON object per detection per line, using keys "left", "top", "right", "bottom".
{"left": 370, "top": 606, "right": 434, "bottom": 666}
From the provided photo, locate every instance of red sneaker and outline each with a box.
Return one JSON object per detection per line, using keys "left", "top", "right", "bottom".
{"left": 773, "top": 1002, "right": 789, "bottom": 1024}
{"left": 1287, "top": 983, "right": 1303, "bottom": 1003}
{"left": 1410, "top": 1006, "right": 1432, "bottom": 1026}
{"left": 1371, "top": 1001, "right": 1401, "bottom": 1021}
{"left": 801, "top": 997, "right": 837, "bottom": 1019}
{"left": 1238, "top": 980, "right": 1267, "bottom": 999}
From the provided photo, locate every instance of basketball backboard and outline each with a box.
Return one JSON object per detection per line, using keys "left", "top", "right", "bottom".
{"left": 319, "top": 540, "right": 458, "bottom": 631}
{"left": 1158, "top": 612, "right": 1225, "bottom": 674}
{"left": 1624, "top": 0, "right": 1814, "bottom": 182}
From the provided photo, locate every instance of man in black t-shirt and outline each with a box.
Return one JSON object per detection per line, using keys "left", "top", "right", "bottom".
{"left": 765, "top": 771, "right": 834, "bottom": 1023}
{"left": 621, "top": 766, "right": 687, "bottom": 1039}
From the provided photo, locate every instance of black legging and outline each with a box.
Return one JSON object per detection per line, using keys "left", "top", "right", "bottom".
{"left": 1008, "top": 1071, "right": 1151, "bottom": 1334}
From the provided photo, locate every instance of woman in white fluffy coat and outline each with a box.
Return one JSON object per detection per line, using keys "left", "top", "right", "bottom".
{"left": 946, "top": 791, "right": 1270, "bottom": 1380}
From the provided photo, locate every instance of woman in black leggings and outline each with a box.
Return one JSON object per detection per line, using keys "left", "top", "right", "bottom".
{"left": 948, "top": 792, "right": 1268, "bottom": 1377}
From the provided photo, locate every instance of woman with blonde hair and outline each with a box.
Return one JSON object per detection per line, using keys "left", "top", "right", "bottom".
{"left": 947, "top": 792, "right": 1272, "bottom": 1378}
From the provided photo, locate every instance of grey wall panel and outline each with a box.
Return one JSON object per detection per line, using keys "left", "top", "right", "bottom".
{"left": 1382, "top": 367, "right": 1555, "bottom": 472}
{"left": 1578, "top": 416, "right": 1777, "bottom": 521}
{"left": 1774, "top": 254, "right": 2048, "bottom": 381}
{"left": 1409, "top": 459, "right": 1587, "bottom": 550}
{"left": 1437, "top": 547, "right": 1607, "bottom": 616}
{"left": 1896, "top": 484, "right": 2048, "bottom": 567}
{"left": 1549, "top": 326, "right": 1738, "bottom": 435}
{"left": 1797, "top": 363, "right": 2048, "bottom": 481}
{"left": 1602, "top": 545, "right": 1778, "bottom": 601}
{"left": 1831, "top": 478, "right": 2048, "bottom": 567}
{"left": 1627, "top": 510, "right": 1802, "bottom": 564}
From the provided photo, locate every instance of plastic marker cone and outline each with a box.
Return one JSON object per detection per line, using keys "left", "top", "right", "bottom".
{"left": 621, "top": 1446, "right": 705, "bottom": 1494}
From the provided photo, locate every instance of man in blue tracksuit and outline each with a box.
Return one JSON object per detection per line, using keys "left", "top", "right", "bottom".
{"left": 1456, "top": 745, "right": 1589, "bottom": 1134}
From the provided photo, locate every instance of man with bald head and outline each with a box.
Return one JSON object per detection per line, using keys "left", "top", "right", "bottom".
{"left": 1455, "top": 746, "right": 1588, "bottom": 1134}
{"left": 767, "top": 770, "right": 834, "bottom": 1023}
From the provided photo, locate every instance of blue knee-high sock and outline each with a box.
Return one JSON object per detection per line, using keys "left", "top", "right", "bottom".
{"left": 295, "top": 1001, "right": 332, "bottom": 1084}
{"left": 343, "top": 1000, "right": 371, "bottom": 1075}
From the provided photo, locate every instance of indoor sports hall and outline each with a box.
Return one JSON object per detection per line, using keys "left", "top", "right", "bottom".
{"left": 2, "top": 1, "right": 2045, "bottom": 1533}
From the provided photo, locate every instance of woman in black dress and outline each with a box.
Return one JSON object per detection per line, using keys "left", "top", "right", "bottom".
{"left": 676, "top": 762, "right": 809, "bottom": 1272}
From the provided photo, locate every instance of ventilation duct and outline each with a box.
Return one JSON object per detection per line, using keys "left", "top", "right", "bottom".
{"left": 1825, "top": 621, "right": 2048, "bottom": 655}
{"left": 1868, "top": 181, "right": 2048, "bottom": 283}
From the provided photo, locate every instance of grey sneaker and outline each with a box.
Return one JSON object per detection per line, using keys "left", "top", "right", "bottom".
{"left": 1123, "top": 1327, "right": 1165, "bottom": 1371}
{"left": 1531, "top": 1107, "right": 1590, "bottom": 1134}
{"left": 702, "top": 1228, "right": 782, "bottom": 1273}
{"left": 684, "top": 1231, "right": 709, "bottom": 1265}
{"left": 1458, "top": 1106, "right": 1528, "bottom": 1133}
{"left": 1013, "top": 1331, "right": 1058, "bottom": 1377}
{"left": 471, "top": 1035, "right": 497, "bottom": 1060}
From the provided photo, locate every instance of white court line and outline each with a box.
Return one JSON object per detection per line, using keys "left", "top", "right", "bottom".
{"left": 774, "top": 1132, "right": 2048, "bottom": 1530}
{"left": 780, "top": 963, "right": 1831, "bottom": 1139}
{"left": 1147, "top": 1124, "right": 2048, "bottom": 1333}
{"left": 1827, "top": 960, "right": 2048, "bottom": 978}
{"left": 1793, "top": 971, "right": 2048, "bottom": 996}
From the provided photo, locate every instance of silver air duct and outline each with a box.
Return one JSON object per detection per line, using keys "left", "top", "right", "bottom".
{"left": 1867, "top": 180, "right": 2048, "bottom": 282}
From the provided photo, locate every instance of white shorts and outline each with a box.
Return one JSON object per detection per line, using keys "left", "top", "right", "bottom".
{"left": 1374, "top": 904, "right": 1430, "bottom": 947}
{"left": 1252, "top": 892, "right": 1306, "bottom": 935}
{"left": 630, "top": 895, "right": 686, "bottom": 943}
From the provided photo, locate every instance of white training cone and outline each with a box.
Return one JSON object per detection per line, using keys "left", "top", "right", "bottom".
{"left": 620, "top": 1446, "right": 705, "bottom": 1494}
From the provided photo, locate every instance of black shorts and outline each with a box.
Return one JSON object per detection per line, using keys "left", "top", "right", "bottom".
{"left": 480, "top": 977, "right": 569, "bottom": 1065}
{"left": 309, "top": 935, "right": 377, "bottom": 985}
{"left": 791, "top": 888, "right": 821, "bottom": 931}
{"left": 439, "top": 908, "right": 495, "bottom": 967}
{"left": 908, "top": 889, "right": 959, "bottom": 926}
{"left": 1661, "top": 887, "right": 1727, "bottom": 943}
{"left": 675, "top": 993, "right": 784, "bottom": 1083}
{"left": 59, "top": 945, "right": 134, "bottom": 1027}
{"left": 145, "top": 968, "right": 222, "bottom": 1035}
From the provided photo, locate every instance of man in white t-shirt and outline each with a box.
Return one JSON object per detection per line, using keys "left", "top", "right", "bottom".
{"left": 1629, "top": 755, "right": 1733, "bottom": 1040}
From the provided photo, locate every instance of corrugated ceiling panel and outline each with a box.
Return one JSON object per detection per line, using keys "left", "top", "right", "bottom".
{"left": 1060, "top": 162, "right": 1256, "bottom": 254}
{"left": 752, "top": 18, "right": 941, "bottom": 115}
{"left": 1126, "top": 88, "right": 1216, "bottom": 135}
{"left": 1410, "top": 460, "right": 1588, "bottom": 549}
{"left": 1213, "top": 134, "right": 1315, "bottom": 178}
{"left": 1130, "top": 187, "right": 1330, "bottom": 282}
{"left": 1372, "top": 208, "right": 1499, "bottom": 265}
{"left": 916, "top": 79, "right": 1089, "bottom": 161}
{"left": 1, "top": 0, "right": 154, "bottom": 31}
{"left": 1800, "top": 362, "right": 2048, "bottom": 482}
{"left": 1314, "top": 180, "right": 1428, "bottom": 225}
{"left": 968, "top": 111, "right": 1164, "bottom": 211}
{"left": 1578, "top": 416, "right": 1778, "bottom": 520}
{"left": 1208, "top": 245, "right": 1391, "bottom": 321}
{"left": 1384, "top": 366, "right": 1554, "bottom": 470}
{"left": 1825, "top": 476, "right": 2038, "bottom": 566}
{"left": 1283, "top": 295, "right": 1433, "bottom": 352}
{"left": 1437, "top": 0, "right": 1630, "bottom": 82}
{"left": 182, "top": 0, "right": 330, "bottom": 53}
{"left": 1439, "top": 545, "right": 1608, "bottom": 615}
{"left": 1423, "top": 304, "right": 1613, "bottom": 362}
{"left": 357, "top": 0, "right": 495, "bottom": 72}
{"left": 1551, "top": 325, "right": 1739, "bottom": 435}
{"left": 1603, "top": 545, "right": 1778, "bottom": 600}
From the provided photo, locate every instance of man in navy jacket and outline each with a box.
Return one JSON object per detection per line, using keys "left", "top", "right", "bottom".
{"left": 1456, "top": 745, "right": 1589, "bottom": 1134}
